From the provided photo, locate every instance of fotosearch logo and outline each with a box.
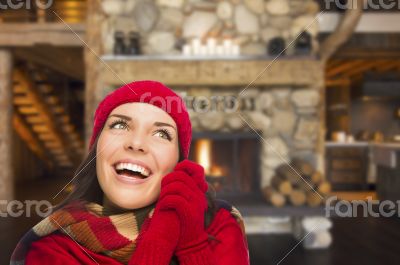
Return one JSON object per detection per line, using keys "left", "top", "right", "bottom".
{"left": 0, "top": 0, "right": 53, "bottom": 10}
{"left": 325, "top": 196, "right": 400, "bottom": 218}
{"left": 0, "top": 200, "right": 53, "bottom": 218}
{"left": 325, "top": 0, "right": 400, "bottom": 10}
{"left": 139, "top": 92, "right": 240, "bottom": 114}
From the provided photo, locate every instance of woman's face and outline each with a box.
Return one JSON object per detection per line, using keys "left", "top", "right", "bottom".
{"left": 96, "top": 102, "right": 180, "bottom": 209}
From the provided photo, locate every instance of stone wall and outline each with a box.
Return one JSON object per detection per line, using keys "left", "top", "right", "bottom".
{"left": 178, "top": 86, "right": 322, "bottom": 189}
{"left": 99, "top": 0, "right": 325, "bottom": 192}
{"left": 101, "top": 0, "right": 320, "bottom": 55}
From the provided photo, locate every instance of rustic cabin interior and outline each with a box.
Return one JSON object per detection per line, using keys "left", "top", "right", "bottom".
{"left": 0, "top": 0, "right": 399, "bottom": 264}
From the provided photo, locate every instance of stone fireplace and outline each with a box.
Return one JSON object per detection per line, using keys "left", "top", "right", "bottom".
{"left": 99, "top": 58, "right": 325, "bottom": 203}
{"left": 86, "top": 0, "right": 330, "bottom": 248}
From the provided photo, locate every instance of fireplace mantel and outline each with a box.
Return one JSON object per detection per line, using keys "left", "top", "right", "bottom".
{"left": 100, "top": 55, "right": 323, "bottom": 87}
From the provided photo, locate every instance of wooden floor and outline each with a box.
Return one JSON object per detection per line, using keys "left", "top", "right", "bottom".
{"left": 249, "top": 215, "right": 400, "bottom": 265}
{"left": 2, "top": 178, "right": 400, "bottom": 265}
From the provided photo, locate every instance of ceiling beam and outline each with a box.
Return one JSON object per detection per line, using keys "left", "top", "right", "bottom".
{"left": 343, "top": 60, "right": 387, "bottom": 78}
{"left": 326, "top": 60, "right": 366, "bottom": 78}
{"left": 326, "top": 78, "right": 351, "bottom": 87}
{"left": 376, "top": 61, "right": 400, "bottom": 73}
{"left": 0, "top": 23, "right": 85, "bottom": 47}
{"left": 333, "top": 48, "right": 400, "bottom": 59}
{"left": 14, "top": 47, "right": 84, "bottom": 81}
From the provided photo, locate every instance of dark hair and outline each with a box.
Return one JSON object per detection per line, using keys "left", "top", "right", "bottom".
{"left": 54, "top": 135, "right": 219, "bottom": 229}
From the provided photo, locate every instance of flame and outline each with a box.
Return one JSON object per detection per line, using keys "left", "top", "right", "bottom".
{"left": 195, "top": 139, "right": 211, "bottom": 175}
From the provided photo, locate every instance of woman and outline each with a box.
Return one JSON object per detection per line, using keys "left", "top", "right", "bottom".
{"left": 11, "top": 80, "right": 250, "bottom": 265}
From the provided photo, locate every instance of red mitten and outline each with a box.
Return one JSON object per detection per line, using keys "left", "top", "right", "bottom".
{"left": 128, "top": 208, "right": 180, "bottom": 265}
{"left": 158, "top": 160, "right": 216, "bottom": 265}
{"left": 130, "top": 159, "right": 215, "bottom": 265}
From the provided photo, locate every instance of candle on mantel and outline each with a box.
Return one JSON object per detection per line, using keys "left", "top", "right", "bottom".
{"left": 223, "top": 39, "right": 233, "bottom": 55}
{"left": 232, "top": 44, "right": 240, "bottom": 55}
{"left": 191, "top": 38, "right": 201, "bottom": 55}
{"left": 199, "top": 45, "right": 208, "bottom": 55}
{"left": 183, "top": 38, "right": 241, "bottom": 56}
{"left": 215, "top": 45, "right": 225, "bottom": 55}
{"left": 182, "top": 44, "right": 191, "bottom": 56}
{"left": 206, "top": 38, "right": 217, "bottom": 55}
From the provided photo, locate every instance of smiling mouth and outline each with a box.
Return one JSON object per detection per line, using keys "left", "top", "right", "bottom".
{"left": 113, "top": 163, "right": 155, "bottom": 180}
{"left": 114, "top": 168, "right": 150, "bottom": 179}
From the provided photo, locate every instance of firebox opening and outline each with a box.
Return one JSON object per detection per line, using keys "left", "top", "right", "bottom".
{"left": 189, "top": 132, "right": 261, "bottom": 199}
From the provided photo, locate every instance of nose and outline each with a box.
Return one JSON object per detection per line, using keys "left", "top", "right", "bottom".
{"left": 124, "top": 130, "right": 148, "bottom": 154}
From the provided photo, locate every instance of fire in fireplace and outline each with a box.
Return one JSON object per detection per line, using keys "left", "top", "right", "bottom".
{"left": 189, "top": 132, "right": 261, "bottom": 198}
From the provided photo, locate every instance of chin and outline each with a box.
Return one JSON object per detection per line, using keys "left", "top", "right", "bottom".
{"left": 108, "top": 192, "right": 157, "bottom": 210}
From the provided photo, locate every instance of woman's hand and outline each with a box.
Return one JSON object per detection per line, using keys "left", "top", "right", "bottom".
{"left": 157, "top": 159, "right": 209, "bottom": 256}
{"left": 129, "top": 159, "right": 210, "bottom": 265}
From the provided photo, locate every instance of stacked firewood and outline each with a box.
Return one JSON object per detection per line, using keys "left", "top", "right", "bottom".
{"left": 262, "top": 159, "right": 331, "bottom": 207}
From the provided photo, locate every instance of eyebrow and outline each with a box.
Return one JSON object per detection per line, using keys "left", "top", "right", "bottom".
{"left": 108, "top": 114, "right": 177, "bottom": 131}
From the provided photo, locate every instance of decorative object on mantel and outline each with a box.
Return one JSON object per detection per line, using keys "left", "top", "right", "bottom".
{"left": 268, "top": 37, "right": 286, "bottom": 56}
{"left": 126, "top": 31, "right": 141, "bottom": 55}
{"left": 100, "top": 0, "right": 321, "bottom": 55}
{"left": 182, "top": 37, "right": 240, "bottom": 56}
{"left": 294, "top": 31, "right": 312, "bottom": 55}
{"left": 113, "top": 31, "right": 126, "bottom": 55}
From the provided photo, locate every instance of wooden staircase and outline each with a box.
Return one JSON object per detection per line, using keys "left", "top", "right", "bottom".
{"left": 12, "top": 66, "right": 84, "bottom": 169}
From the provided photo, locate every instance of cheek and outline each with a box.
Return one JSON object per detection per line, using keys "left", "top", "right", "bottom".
{"left": 152, "top": 144, "right": 179, "bottom": 174}
{"left": 96, "top": 133, "right": 119, "bottom": 181}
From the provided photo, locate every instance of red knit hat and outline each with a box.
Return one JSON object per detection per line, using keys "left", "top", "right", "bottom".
{"left": 89, "top": 80, "right": 192, "bottom": 159}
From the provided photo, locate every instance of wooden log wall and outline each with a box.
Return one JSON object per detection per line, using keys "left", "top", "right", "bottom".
{"left": 0, "top": 49, "right": 14, "bottom": 205}
{"left": 84, "top": 0, "right": 104, "bottom": 151}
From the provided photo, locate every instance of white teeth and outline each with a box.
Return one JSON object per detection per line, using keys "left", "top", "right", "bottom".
{"left": 115, "top": 163, "right": 150, "bottom": 177}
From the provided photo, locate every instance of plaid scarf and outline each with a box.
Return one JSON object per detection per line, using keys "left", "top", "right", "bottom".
{"left": 10, "top": 199, "right": 245, "bottom": 265}
{"left": 10, "top": 201, "right": 180, "bottom": 265}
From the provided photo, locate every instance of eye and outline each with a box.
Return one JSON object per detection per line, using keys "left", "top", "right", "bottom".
{"left": 154, "top": 128, "right": 172, "bottom": 141}
{"left": 109, "top": 119, "right": 128, "bottom": 130}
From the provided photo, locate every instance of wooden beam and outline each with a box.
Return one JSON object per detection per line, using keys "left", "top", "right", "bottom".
{"left": 333, "top": 48, "right": 400, "bottom": 59}
{"left": 14, "top": 47, "right": 84, "bottom": 80}
{"left": 326, "top": 60, "right": 365, "bottom": 78}
{"left": 0, "top": 49, "right": 14, "bottom": 203}
{"left": 376, "top": 61, "right": 400, "bottom": 73}
{"left": 85, "top": 0, "right": 105, "bottom": 151}
{"left": 320, "top": 0, "right": 364, "bottom": 62}
{"left": 326, "top": 60, "right": 344, "bottom": 70}
{"left": 343, "top": 60, "right": 385, "bottom": 78}
{"left": 101, "top": 58, "right": 324, "bottom": 86}
{"left": 0, "top": 23, "right": 85, "bottom": 47}
{"left": 325, "top": 79, "right": 351, "bottom": 87}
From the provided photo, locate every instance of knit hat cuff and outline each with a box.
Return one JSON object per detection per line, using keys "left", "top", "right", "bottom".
{"left": 89, "top": 80, "right": 192, "bottom": 159}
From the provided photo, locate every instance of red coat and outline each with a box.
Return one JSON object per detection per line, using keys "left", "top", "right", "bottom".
{"left": 25, "top": 207, "right": 250, "bottom": 265}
